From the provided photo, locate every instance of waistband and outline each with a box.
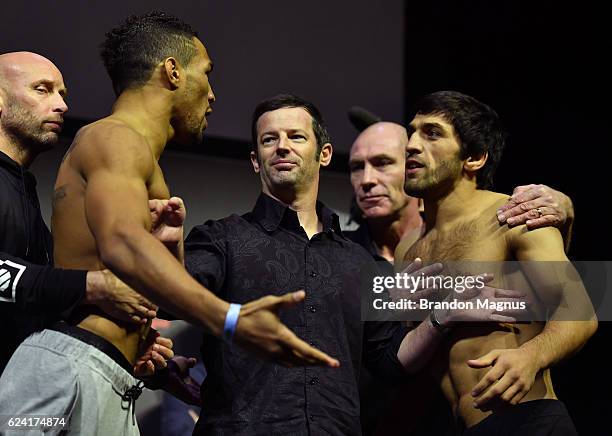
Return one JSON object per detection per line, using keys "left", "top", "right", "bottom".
{"left": 49, "top": 321, "right": 133, "bottom": 375}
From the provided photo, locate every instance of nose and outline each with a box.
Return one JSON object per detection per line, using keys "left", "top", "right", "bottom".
{"left": 406, "top": 133, "right": 423, "bottom": 157}
{"left": 208, "top": 85, "right": 216, "bottom": 104}
{"left": 276, "top": 134, "right": 290, "bottom": 155}
{"left": 52, "top": 93, "right": 68, "bottom": 115}
{"left": 361, "top": 163, "right": 377, "bottom": 192}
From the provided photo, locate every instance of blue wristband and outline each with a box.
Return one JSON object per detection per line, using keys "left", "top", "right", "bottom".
{"left": 223, "top": 303, "right": 242, "bottom": 342}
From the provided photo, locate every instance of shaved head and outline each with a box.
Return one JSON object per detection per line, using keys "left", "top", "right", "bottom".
{"left": 0, "top": 52, "right": 67, "bottom": 165}
{"left": 0, "top": 52, "right": 62, "bottom": 90}
{"left": 351, "top": 122, "right": 408, "bottom": 154}
{"left": 349, "top": 122, "right": 411, "bottom": 221}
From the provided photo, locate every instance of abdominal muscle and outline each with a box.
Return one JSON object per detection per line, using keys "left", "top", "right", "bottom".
{"left": 77, "top": 311, "right": 149, "bottom": 365}
{"left": 435, "top": 323, "right": 557, "bottom": 428}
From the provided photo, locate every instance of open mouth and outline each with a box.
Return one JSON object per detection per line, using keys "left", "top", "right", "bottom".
{"left": 406, "top": 159, "right": 424, "bottom": 174}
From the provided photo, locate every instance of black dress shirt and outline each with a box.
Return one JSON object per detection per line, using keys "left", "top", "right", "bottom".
{"left": 185, "top": 193, "right": 408, "bottom": 436}
{"left": 344, "top": 224, "right": 388, "bottom": 264}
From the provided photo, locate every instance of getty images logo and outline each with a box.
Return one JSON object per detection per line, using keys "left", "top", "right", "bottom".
{"left": 0, "top": 259, "right": 26, "bottom": 303}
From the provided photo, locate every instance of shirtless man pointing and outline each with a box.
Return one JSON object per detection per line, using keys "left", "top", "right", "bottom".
{"left": 0, "top": 11, "right": 336, "bottom": 435}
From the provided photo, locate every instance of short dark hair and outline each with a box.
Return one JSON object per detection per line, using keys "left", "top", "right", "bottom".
{"left": 411, "top": 91, "right": 506, "bottom": 189}
{"left": 100, "top": 11, "right": 199, "bottom": 96}
{"left": 251, "top": 94, "right": 331, "bottom": 156}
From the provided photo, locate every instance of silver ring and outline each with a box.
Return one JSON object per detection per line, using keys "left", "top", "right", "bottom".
{"left": 535, "top": 207, "right": 543, "bottom": 217}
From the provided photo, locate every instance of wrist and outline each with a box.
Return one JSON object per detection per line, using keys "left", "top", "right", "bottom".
{"left": 84, "top": 270, "right": 105, "bottom": 304}
{"left": 203, "top": 295, "right": 230, "bottom": 337}
{"left": 519, "top": 341, "right": 547, "bottom": 370}
{"left": 430, "top": 308, "right": 451, "bottom": 334}
{"left": 223, "top": 303, "right": 242, "bottom": 343}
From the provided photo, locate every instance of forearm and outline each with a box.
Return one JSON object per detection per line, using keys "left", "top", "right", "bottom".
{"left": 520, "top": 319, "right": 597, "bottom": 370}
{"left": 98, "top": 227, "right": 227, "bottom": 336}
{"left": 396, "top": 317, "right": 447, "bottom": 373}
{"left": 1, "top": 251, "right": 86, "bottom": 315}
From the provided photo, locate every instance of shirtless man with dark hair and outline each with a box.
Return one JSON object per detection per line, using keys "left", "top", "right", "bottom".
{"left": 396, "top": 91, "right": 597, "bottom": 435}
{"left": 0, "top": 12, "right": 335, "bottom": 435}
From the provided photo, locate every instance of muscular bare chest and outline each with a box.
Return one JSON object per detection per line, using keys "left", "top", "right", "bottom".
{"left": 404, "top": 216, "right": 508, "bottom": 263}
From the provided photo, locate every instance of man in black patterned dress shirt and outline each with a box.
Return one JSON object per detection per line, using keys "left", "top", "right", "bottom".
{"left": 185, "top": 94, "right": 410, "bottom": 435}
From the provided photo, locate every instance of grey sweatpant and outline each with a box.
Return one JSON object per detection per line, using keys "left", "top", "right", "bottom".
{"left": 0, "top": 329, "right": 140, "bottom": 435}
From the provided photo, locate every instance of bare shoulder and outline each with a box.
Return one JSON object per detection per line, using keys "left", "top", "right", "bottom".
{"left": 74, "top": 118, "right": 151, "bottom": 156}
{"left": 68, "top": 118, "right": 154, "bottom": 175}
{"left": 476, "top": 190, "right": 510, "bottom": 215}
{"left": 479, "top": 189, "right": 564, "bottom": 258}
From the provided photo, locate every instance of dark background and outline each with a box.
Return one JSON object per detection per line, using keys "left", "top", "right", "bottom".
{"left": 2, "top": 0, "right": 610, "bottom": 433}
{"left": 405, "top": 1, "right": 610, "bottom": 433}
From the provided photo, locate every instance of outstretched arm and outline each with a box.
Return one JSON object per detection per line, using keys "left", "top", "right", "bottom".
{"left": 78, "top": 125, "right": 337, "bottom": 367}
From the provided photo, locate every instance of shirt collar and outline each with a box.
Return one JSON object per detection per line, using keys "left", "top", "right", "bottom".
{"left": 252, "top": 193, "right": 344, "bottom": 238}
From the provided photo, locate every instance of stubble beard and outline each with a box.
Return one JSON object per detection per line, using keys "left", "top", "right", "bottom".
{"left": 404, "top": 158, "right": 462, "bottom": 198}
{"left": 2, "top": 99, "right": 57, "bottom": 151}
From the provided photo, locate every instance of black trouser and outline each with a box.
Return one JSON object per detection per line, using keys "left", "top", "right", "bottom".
{"left": 464, "top": 400, "right": 577, "bottom": 436}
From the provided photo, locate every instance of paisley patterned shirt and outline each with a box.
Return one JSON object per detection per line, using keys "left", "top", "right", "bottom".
{"left": 185, "top": 193, "right": 408, "bottom": 436}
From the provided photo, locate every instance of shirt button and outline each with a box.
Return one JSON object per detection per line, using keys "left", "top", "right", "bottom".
{"left": 309, "top": 271, "right": 317, "bottom": 278}
{"left": 310, "top": 415, "right": 316, "bottom": 421}
{"left": 309, "top": 377, "right": 319, "bottom": 385}
{"left": 309, "top": 305, "right": 317, "bottom": 313}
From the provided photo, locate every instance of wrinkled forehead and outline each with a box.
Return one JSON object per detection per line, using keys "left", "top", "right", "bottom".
{"left": 256, "top": 107, "right": 314, "bottom": 135}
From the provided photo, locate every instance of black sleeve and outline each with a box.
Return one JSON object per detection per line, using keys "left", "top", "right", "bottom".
{"left": 362, "top": 320, "right": 410, "bottom": 383}
{"left": 0, "top": 251, "right": 87, "bottom": 317}
{"left": 156, "top": 220, "right": 227, "bottom": 320}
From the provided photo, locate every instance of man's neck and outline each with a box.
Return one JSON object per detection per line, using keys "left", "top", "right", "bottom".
{"left": 366, "top": 198, "right": 423, "bottom": 261}
{"left": 423, "top": 178, "right": 479, "bottom": 231}
{"left": 0, "top": 133, "right": 37, "bottom": 168}
{"left": 263, "top": 180, "right": 321, "bottom": 239}
{"left": 110, "top": 86, "right": 175, "bottom": 160}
